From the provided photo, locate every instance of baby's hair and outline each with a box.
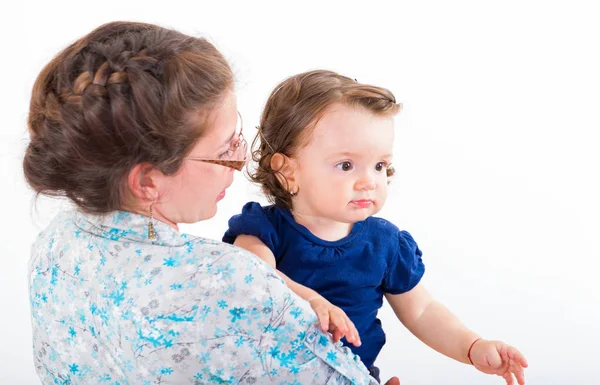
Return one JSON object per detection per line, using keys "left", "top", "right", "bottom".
{"left": 250, "top": 69, "right": 401, "bottom": 209}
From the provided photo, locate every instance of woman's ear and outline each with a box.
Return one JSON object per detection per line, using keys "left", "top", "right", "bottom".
{"left": 270, "top": 153, "right": 298, "bottom": 193}
{"left": 127, "top": 163, "right": 160, "bottom": 205}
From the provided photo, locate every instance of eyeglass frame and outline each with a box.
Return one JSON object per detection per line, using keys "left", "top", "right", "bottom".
{"left": 182, "top": 111, "right": 248, "bottom": 171}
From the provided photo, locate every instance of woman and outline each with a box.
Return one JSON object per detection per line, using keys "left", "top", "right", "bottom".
{"left": 23, "top": 21, "right": 400, "bottom": 384}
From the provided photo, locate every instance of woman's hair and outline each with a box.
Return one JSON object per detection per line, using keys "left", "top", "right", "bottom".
{"left": 250, "top": 69, "right": 401, "bottom": 209}
{"left": 23, "top": 21, "right": 233, "bottom": 213}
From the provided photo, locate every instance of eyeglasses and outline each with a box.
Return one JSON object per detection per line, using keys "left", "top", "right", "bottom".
{"left": 183, "top": 111, "right": 248, "bottom": 171}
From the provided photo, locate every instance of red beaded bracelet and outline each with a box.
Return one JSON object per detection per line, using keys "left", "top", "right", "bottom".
{"left": 467, "top": 338, "right": 482, "bottom": 365}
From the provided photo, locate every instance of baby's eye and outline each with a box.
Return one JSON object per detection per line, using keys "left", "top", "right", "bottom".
{"left": 375, "top": 162, "right": 387, "bottom": 172}
{"left": 336, "top": 161, "right": 354, "bottom": 172}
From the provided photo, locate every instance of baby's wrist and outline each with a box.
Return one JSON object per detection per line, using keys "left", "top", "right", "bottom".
{"left": 467, "top": 337, "right": 483, "bottom": 365}
{"left": 306, "top": 293, "right": 328, "bottom": 304}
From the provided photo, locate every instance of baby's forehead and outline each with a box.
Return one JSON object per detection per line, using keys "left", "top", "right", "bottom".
{"left": 310, "top": 108, "right": 395, "bottom": 153}
{"left": 313, "top": 132, "right": 394, "bottom": 160}
{"left": 313, "top": 104, "right": 394, "bottom": 130}
{"left": 324, "top": 144, "right": 394, "bottom": 159}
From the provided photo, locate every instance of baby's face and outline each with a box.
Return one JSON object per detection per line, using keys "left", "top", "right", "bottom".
{"left": 292, "top": 103, "right": 395, "bottom": 223}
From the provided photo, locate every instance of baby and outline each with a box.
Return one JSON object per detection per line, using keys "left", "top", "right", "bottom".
{"left": 224, "top": 70, "right": 527, "bottom": 384}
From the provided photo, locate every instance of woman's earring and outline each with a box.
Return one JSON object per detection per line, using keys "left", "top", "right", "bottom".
{"left": 290, "top": 187, "right": 299, "bottom": 197}
{"left": 148, "top": 202, "right": 157, "bottom": 240}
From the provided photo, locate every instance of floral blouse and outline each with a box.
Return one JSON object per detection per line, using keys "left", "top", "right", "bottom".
{"left": 28, "top": 210, "right": 377, "bottom": 384}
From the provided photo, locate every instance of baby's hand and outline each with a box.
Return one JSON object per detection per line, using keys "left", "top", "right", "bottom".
{"left": 470, "top": 339, "right": 528, "bottom": 385}
{"left": 308, "top": 296, "right": 361, "bottom": 347}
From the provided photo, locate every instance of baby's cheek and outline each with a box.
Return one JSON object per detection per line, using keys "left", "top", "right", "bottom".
{"left": 378, "top": 185, "right": 389, "bottom": 202}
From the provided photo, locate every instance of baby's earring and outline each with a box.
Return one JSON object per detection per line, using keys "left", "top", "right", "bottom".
{"left": 147, "top": 202, "right": 157, "bottom": 240}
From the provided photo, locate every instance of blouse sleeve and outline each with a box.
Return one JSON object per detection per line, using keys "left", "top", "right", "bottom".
{"left": 382, "top": 230, "right": 425, "bottom": 294}
{"left": 195, "top": 245, "right": 378, "bottom": 384}
{"left": 223, "top": 202, "right": 279, "bottom": 253}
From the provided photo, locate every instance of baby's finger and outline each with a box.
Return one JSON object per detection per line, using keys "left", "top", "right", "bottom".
{"left": 510, "top": 360, "right": 526, "bottom": 385}
{"left": 315, "top": 307, "right": 330, "bottom": 331}
{"left": 331, "top": 327, "right": 344, "bottom": 343}
{"left": 502, "top": 370, "right": 514, "bottom": 385}
{"left": 346, "top": 318, "right": 361, "bottom": 346}
{"left": 329, "top": 309, "right": 348, "bottom": 335}
{"left": 340, "top": 314, "right": 359, "bottom": 346}
{"left": 342, "top": 322, "right": 357, "bottom": 345}
{"left": 336, "top": 314, "right": 354, "bottom": 343}
{"left": 508, "top": 346, "right": 528, "bottom": 368}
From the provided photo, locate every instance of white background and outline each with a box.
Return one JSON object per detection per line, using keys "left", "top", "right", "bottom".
{"left": 1, "top": 1, "right": 599, "bottom": 384}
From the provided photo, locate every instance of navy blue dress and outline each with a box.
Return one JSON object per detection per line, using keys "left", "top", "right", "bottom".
{"left": 224, "top": 202, "right": 425, "bottom": 369}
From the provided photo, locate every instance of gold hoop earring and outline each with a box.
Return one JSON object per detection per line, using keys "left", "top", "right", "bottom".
{"left": 147, "top": 202, "right": 157, "bottom": 240}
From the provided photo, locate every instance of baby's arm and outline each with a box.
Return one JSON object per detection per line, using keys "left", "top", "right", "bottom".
{"left": 233, "top": 235, "right": 317, "bottom": 299}
{"left": 234, "top": 234, "right": 361, "bottom": 346}
{"left": 385, "top": 283, "right": 528, "bottom": 385}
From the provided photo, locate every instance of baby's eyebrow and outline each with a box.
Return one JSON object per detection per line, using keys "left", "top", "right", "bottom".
{"left": 329, "top": 151, "right": 355, "bottom": 158}
{"left": 328, "top": 152, "right": 393, "bottom": 159}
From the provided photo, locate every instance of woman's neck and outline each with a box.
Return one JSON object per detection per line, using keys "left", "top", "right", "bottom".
{"left": 151, "top": 210, "right": 179, "bottom": 231}
{"left": 121, "top": 202, "right": 180, "bottom": 231}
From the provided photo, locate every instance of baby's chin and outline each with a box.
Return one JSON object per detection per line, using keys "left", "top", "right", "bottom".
{"left": 344, "top": 206, "right": 380, "bottom": 222}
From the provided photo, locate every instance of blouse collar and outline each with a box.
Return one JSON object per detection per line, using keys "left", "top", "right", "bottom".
{"left": 73, "top": 209, "right": 195, "bottom": 247}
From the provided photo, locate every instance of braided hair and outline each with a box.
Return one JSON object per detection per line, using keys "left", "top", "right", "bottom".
{"left": 23, "top": 21, "right": 233, "bottom": 213}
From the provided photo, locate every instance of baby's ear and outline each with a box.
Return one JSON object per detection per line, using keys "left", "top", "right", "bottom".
{"left": 270, "top": 153, "right": 297, "bottom": 190}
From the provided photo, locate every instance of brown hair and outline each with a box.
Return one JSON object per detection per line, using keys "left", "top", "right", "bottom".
{"left": 250, "top": 70, "right": 401, "bottom": 209}
{"left": 23, "top": 21, "right": 233, "bottom": 213}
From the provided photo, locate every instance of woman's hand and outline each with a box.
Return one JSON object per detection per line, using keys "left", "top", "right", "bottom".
{"left": 469, "top": 339, "right": 528, "bottom": 385}
{"left": 308, "top": 296, "right": 361, "bottom": 347}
